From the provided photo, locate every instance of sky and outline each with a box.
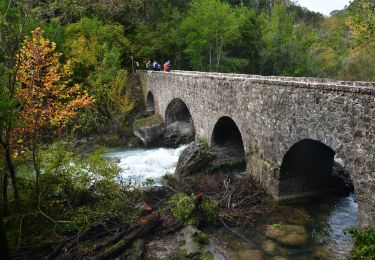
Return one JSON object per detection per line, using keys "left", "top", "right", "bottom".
{"left": 297, "top": 0, "right": 351, "bottom": 16}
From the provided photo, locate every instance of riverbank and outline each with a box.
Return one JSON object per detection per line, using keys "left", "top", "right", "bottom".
{"left": 5, "top": 142, "right": 373, "bottom": 259}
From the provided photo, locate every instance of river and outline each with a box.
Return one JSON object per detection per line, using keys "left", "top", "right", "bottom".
{"left": 106, "top": 146, "right": 357, "bottom": 259}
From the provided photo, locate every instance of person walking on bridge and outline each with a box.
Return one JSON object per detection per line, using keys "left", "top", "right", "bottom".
{"left": 164, "top": 60, "right": 171, "bottom": 72}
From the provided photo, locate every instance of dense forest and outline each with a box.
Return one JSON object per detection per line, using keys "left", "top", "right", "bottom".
{"left": 0, "top": 0, "right": 374, "bottom": 258}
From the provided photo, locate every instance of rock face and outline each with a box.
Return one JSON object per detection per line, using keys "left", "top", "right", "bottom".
{"left": 133, "top": 114, "right": 165, "bottom": 146}
{"left": 175, "top": 142, "right": 215, "bottom": 176}
{"left": 164, "top": 121, "right": 195, "bottom": 147}
{"left": 264, "top": 225, "right": 309, "bottom": 246}
{"left": 144, "top": 226, "right": 231, "bottom": 260}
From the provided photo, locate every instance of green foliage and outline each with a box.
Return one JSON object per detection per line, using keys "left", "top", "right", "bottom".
{"left": 347, "top": 0, "right": 375, "bottom": 47}
{"left": 179, "top": 248, "right": 214, "bottom": 260}
{"left": 143, "top": 177, "right": 155, "bottom": 187}
{"left": 168, "top": 193, "right": 219, "bottom": 225}
{"left": 272, "top": 223, "right": 287, "bottom": 231}
{"left": 66, "top": 197, "right": 135, "bottom": 232}
{"left": 181, "top": 0, "right": 247, "bottom": 72}
{"left": 201, "top": 200, "right": 219, "bottom": 223}
{"left": 168, "top": 193, "right": 197, "bottom": 225}
{"left": 193, "top": 232, "right": 210, "bottom": 249}
{"left": 63, "top": 17, "right": 135, "bottom": 136}
{"left": 345, "top": 227, "right": 375, "bottom": 259}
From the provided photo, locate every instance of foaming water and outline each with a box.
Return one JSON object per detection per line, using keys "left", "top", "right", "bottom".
{"left": 106, "top": 145, "right": 188, "bottom": 185}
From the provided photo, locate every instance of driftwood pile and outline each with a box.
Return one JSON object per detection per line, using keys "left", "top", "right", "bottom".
{"left": 159, "top": 172, "right": 266, "bottom": 226}
{"left": 45, "top": 212, "right": 161, "bottom": 260}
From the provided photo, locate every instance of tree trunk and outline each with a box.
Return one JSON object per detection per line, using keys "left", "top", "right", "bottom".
{"left": 32, "top": 147, "right": 41, "bottom": 207}
{"left": 4, "top": 145, "right": 21, "bottom": 213}
{"left": 0, "top": 218, "right": 10, "bottom": 260}
{"left": 2, "top": 169, "right": 8, "bottom": 216}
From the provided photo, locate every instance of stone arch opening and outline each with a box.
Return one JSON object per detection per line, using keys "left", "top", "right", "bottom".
{"left": 164, "top": 98, "right": 195, "bottom": 146}
{"left": 211, "top": 116, "right": 245, "bottom": 167}
{"left": 278, "top": 139, "right": 353, "bottom": 199}
{"left": 146, "top": 91, "right": 155, "bottom": 113}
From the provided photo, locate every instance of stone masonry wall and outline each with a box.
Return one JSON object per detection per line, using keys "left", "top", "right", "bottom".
{"left": 138, "top": 70, "right": 375, "bottom": 227}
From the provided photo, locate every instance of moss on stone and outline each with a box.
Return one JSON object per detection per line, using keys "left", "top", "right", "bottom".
{"left": 134, "top": 114, "right": 164, "bottom": 128}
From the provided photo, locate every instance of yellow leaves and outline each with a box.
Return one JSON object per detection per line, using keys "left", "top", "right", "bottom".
{"left": 12, "top": 27, "right": 95, "bottom": 152}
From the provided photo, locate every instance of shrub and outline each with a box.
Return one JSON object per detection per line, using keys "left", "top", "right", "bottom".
{"left": 168, "top": 193, "right": 219, "bottom": 226}
{"left": 168, "top": 193, "right": 197, "bottom": 225}
{"left": 345, "top": 227, "right": 375, "bottom": 259}
{"left": 201, "top": 199, "right": 219, "bottom": 224}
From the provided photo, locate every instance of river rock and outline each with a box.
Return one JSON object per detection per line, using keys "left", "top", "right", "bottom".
{"left": 175, "top": 142, "right": 215, "bottom": 176}
{"left": 145, "top": 225, "right": 231, "bottom": 259}
{"left": 133, "top": 114, "right": 165, "bottom": 146}
{"left": 270, "top": 256, "right": 288, "bottom": 260}
{"left": 233, "top": 249, "right": 263, "bottom": 260}
{"left": 164, "top": 121, "right": 195, "bottom": 147}
{"left": 284, "top": 208, "right": 311, "bottom": 225}
{"left": 314, "top": 246, "right": 332, "bottom": 260}
{"left": 264, "top": 224, "right": 309, "bottom": 246}
{"left": 262, "top": 239, "right": 279, "bottom": 255}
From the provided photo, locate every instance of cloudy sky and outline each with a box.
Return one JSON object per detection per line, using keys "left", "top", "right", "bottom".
{"left": 297, "top": 0, "right": 351, "bottom": 16}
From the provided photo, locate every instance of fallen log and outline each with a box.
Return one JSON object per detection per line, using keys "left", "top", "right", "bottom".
{"left": 93, "top": 213, "right": 161, "bottom": 260}
{"left": 48, "top": 223, "right": 114, "bottom": 259}
{"left": 94, "top": 223, "right": 140, "bottom": 253}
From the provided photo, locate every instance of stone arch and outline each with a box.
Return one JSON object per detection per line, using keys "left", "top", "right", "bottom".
{"left": 278, "top": 138, "right": 353, "bottom": 199}
{"left": 146, "top": 91, "right": 155, "bottom": 113}
{"left": 211, "top": 116, "right": 246, "bottom": 165}
{"left": 164, "top": 98, "right": 195, "bottom": 146}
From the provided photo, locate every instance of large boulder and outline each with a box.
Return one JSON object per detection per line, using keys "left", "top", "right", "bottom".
{"left": 264, "top": 224, "right": 309, "bottom": 246}
{"left": 133, "top": 114, "right": 165, "bottom": 146}
{"left": 164, "top": 121, "right": 195, "bottom": 147}
{"left": 145, "top": 225, "right": 232, "bottom": 259}
{"left": 175, "top": 142, "right": 215, "bottom": 176}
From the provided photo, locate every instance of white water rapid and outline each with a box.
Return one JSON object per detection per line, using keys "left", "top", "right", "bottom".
{"left": 106, "top": 145, "right": 188, "bottom": 186}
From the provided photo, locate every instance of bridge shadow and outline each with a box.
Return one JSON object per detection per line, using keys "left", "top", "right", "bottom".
{"left": 278, "top": 139, "right": 353, "bottom": 200}
{"left": 164, "top": 98, "right": 195, "bottom": 146}
{"left": 211, "top": 116, "right": 246, "bottom": 169}
{"left": 146, "top": 91, "right": 155, "bottom": 114}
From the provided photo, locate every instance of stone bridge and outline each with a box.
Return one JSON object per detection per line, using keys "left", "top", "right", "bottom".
{"left": 138, "top": 70, "right": 375, "bottom": 227}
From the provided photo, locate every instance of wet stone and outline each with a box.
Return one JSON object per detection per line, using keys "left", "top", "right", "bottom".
{"left": 264, "top": 224, "right": 309, "bottom": 246}
{"left": 233, "top": 249, "right": 263, "bottom": 260}
{"left": 262, "top": 239, "right": 279, "bottom": 255}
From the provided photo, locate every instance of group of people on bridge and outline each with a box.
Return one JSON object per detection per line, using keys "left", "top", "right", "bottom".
{"left": 145, "top": 60, "right": 171, "bottom": 72}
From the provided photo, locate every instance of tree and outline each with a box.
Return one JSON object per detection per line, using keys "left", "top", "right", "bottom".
{"left": 63, "top": 17, "right": 135, "bottom": 137}
{"left": 340, "top": 0, "right": 375, "bottom": 81}
{"left": 181, "top": 0, "right": 245, "bottom": 72}
{"left": 309, "top": 13, "right": 350, "bottom": 79}
{"left": 347, "top": 0, "right": 375, "bottom": 47}
{"left": 15, "top": 28, "right": 94, "bottom": 202}
{"left": 260, "top": 4, "right": 294, "bottom": 75}
{"left": 0, "top": 0, "right": 34, "bottom": 213}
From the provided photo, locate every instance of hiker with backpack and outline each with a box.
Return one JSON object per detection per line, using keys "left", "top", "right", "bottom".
{"left": 164, "top": 60, "right": 171, "bottom": 72}
{"left": 152, "top": 60, "right": 161, "bottom": 71}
